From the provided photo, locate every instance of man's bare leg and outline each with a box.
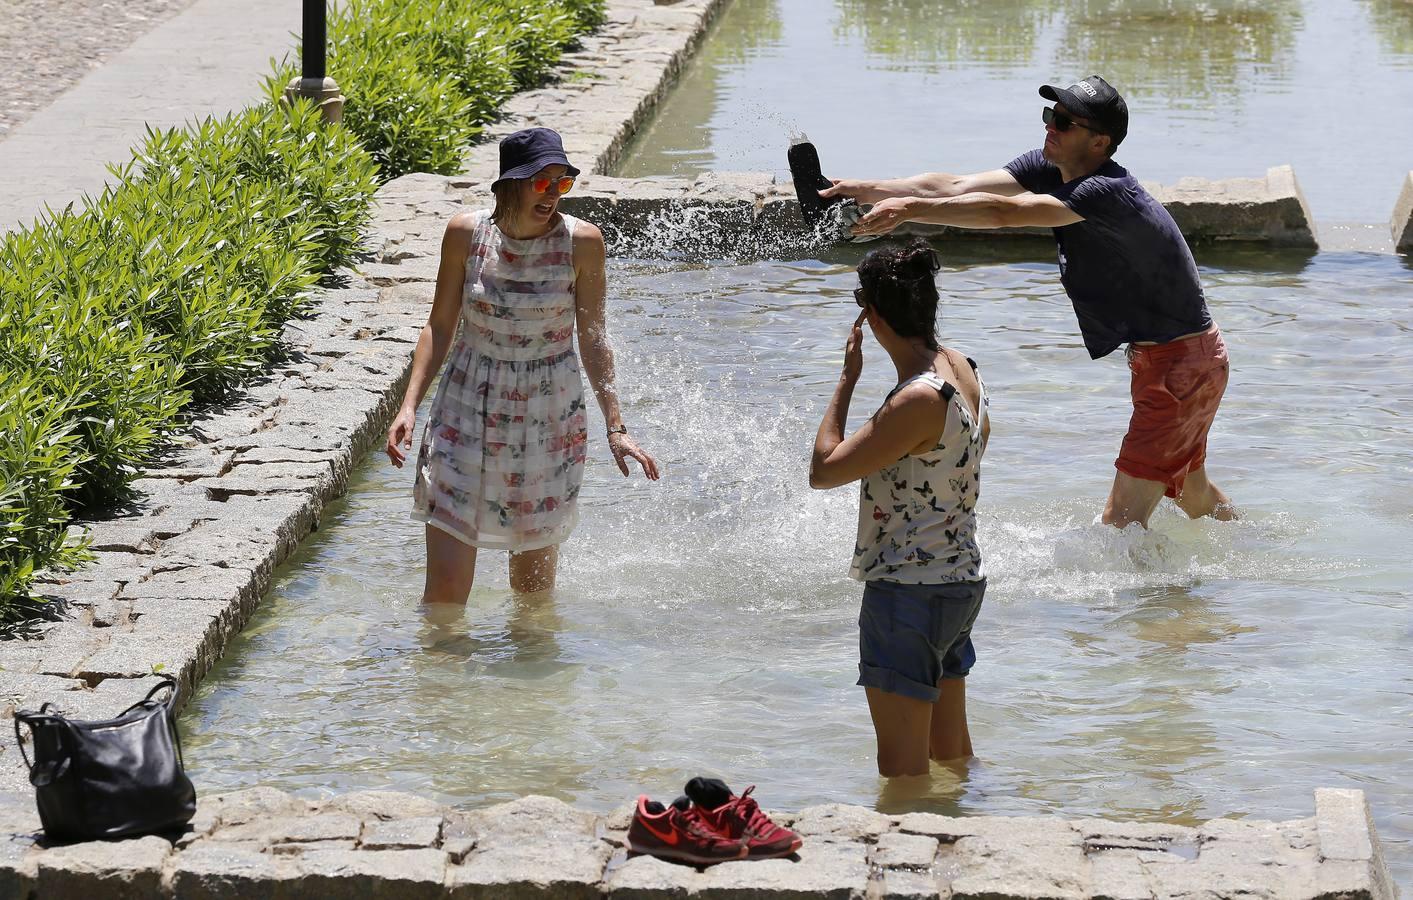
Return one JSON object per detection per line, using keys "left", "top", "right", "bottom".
{"left": 1102, "top": 470, "right": 1167, "bottom": 529}
{"left": 1173, "top": 466, "right": 1238, "bottom": 520}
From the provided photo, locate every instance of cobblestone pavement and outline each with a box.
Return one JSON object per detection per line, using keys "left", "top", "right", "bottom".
{"left": 0, "top": 787, "right": 1396, "bottom": 899}
{"left": 0, "top": 0, "right": 197, "bottom": 136}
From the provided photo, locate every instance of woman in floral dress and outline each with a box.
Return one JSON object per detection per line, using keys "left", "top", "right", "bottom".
{"left": 386, "top": 128, "right": 659, "bottom": 600}
{"left": 809, "top": 239, "right": 990, "bottom": 778}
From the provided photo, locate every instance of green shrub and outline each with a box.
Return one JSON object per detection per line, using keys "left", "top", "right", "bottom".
{"left": 275, "top": 0, "right": 607, "bottom": 179}
{"left": 0, "top": 378, "right": 92, "bottom": 623}
{"left": 0, "top": 217, "right": 190, "bottom": 508}
{"left": 0, "top": 102, "right": 377, "bottom": 613}
{"left": 560, "top": 0, "right": 608, "bottom": 30}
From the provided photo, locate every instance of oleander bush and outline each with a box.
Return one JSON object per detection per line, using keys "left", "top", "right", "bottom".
{"left": 269, "top": 0, "right": 606, "bottom": 179}
{"left": 0, "top": 379, "right": 92, "bottom": 622}
{"left": 0, "top": 100, "right": 378, "bottom": 617}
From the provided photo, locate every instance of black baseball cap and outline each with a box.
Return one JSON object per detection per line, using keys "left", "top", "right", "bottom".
{"left": 1039, "top": 75, "right": 1128, "bottom": 148}
{"left": 492, "top": 127, "right": 580, "bottom": 188}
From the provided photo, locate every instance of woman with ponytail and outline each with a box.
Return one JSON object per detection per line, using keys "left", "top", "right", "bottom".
{"left": 810, "top": 238, "right": 991, "bottom": 779}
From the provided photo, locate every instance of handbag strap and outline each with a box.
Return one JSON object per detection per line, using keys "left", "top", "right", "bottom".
{"left": 136, "top": 675, "right": 178, "bottom": 709}
{"left": 12, "top": 705, "right": 66, "bottom": 773}
{"left": 124, "top": 676, "right": 187, "bottom": 769}
{"left": 13, "top": 677, "right": 181, "bottom": 772}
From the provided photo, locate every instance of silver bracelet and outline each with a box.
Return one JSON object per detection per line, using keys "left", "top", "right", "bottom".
{"left": 607, "top": 424, "right": 628, "bottom": 436}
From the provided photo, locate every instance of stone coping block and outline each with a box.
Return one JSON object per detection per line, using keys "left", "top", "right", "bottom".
{"left": 0, "top": 789, "right": 1395, "bottom": 899}
{"left": 1392, "top": 171, "right": 1413, "bottom": 252}
{"left": 376, "top": 166, "right": 1317, "bottom": 263}
{"left": 546, "top": 168, "right": 1316, "bottom": 252}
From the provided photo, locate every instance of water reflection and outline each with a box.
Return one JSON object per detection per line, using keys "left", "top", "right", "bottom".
{"left": 1362, "top": 0, "right": 1413, "bottom": 60}
{"left": 836, "top": 0, "right": 1301, "bottom": 101}
{"left": 835, "top": 0, "right": 1060, "bottom": 69}
{"left": 1056, "top": 0, "right": 1302, "bottom": 105}
{"left": 608, "top": 0, "right": 782, "bottom": 175}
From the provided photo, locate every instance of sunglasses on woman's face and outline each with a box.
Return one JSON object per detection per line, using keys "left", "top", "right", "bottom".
{"left": 854, "top": 286, "right": 868, "bottom": 307}
{"left": 1042, "top": 106, "right": 1105, "bottom": 135}
{"left": 531, "top": 174, "right": 576, "bottom": 195}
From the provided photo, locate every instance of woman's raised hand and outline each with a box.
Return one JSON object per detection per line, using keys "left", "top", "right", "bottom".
{"left": 386, "top": 407, "right": 416, "bottom": 468}
{"left": 843, "top": 311, "right": 866, "bottom": 382}
{"left": 608, "top": 432, "right": 661, "bottom": 481}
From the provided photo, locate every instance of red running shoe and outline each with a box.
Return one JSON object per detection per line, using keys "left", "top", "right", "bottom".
{"left": 686, "top": 780, "right": 804, "bottom": 859}
{"left": 626, "top": 795, "right": 749, "bottom": 866}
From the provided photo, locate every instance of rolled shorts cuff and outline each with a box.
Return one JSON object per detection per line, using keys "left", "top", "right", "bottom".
{"left": 857, "top": 662, "right": 942, "bottom": 703}
{"left": 1113, "top": 456, "right": 1201, "bottom": 498}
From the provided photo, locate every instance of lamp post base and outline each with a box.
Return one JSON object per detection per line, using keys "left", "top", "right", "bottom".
{"left": 283, "top": 76, "right": 345, "bottom": 124}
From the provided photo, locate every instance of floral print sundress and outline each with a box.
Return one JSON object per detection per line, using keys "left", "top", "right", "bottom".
{"left": 412, "top": 211, "right": 588, "bottom": 551}
{"left": 849, "top": 364, "right": 990, "bottom": 584}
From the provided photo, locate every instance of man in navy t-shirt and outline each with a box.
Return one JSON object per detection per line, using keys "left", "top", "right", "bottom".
{"left": 822, "top": 75, "right": 1236, "bottom": 528}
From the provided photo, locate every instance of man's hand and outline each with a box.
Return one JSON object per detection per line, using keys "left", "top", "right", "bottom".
{"left": 851, "top": 197, "right": 915, "bottom": 238}
{"left": 819, "top": 178, "right": 884, "bottom": 206}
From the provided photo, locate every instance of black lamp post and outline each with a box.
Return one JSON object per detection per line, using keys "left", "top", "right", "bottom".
{"left": 302, "top": 0, "right": 326, "bottom": 81}
{"left": 283, "top": 0, "right": 344, "bottom": 123}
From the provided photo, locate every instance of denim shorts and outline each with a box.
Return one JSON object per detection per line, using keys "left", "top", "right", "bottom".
{"left": 856, "top": 578, "right": 986, "bottom": 703}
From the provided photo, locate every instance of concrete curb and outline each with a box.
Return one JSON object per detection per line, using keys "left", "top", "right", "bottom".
{"left": 0, "top": 787, "right": 1397, "bottom": 899}
{"left": 1391, "top": 171, "right": 1413, "bottom": 253}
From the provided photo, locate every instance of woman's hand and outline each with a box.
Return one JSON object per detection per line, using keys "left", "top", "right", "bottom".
{"left": 608, "top": 432, "right": 661, "bottom": 480}
{"left": 386, "top": 407, "right": 416, "bottom": 468}
{"left": 842, "top": 311, "right": 866, "bottom": 382}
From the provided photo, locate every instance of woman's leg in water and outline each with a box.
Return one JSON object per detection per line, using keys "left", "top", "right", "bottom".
{"left": 509, "top": 545, "right": 558, "bottom": 593}
{"left": 929, "top": 677, "right": 973, "bottom": 762}
{"left": 865, "top": 687, "right": 935, "bottom": 777}
{"left": 423, "top": 524, "right": 477, "bottom": 605}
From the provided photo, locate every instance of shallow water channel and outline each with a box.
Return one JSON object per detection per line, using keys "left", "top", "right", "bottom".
{"left": 183, "top": 245, "right": 1413, "bottom": 884}
{"left": 184, "top": 0, "right": 1413, "bottom": 887}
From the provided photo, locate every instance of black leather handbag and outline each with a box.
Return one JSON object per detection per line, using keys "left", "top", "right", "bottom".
{"left": 12, "top": 675, "right": 197, "bottom": 841}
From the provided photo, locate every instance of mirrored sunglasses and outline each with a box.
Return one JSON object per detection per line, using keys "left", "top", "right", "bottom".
{"left": 531, "top": 175, "right": 576, "bottom": 195}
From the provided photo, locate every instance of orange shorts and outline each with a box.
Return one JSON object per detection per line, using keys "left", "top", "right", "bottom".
{"left": 1116, "top": 326, "right": 1228, "bottom": 499}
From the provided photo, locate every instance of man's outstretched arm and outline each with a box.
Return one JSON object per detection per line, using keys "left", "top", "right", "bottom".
{"left": 850, "top": 191, "right": 1082, "bottom": 237}
{"left": 820, "top": 168, "right": 1026, "bottom": 205}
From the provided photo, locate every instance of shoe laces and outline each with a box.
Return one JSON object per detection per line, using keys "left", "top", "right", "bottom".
{"left": 721, "top": 785, "right": 779, "bottom": 837}
{"left": 679, "top": 805, "right": 734, "bottom": 843}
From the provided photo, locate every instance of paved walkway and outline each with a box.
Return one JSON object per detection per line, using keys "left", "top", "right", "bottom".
{"left": 0, "top": 0, "right": 298, "bottom": 232}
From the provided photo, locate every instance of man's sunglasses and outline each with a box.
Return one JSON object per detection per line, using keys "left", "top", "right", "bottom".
{"left": 1042, "top": 106, "right": 1106, "bottom": 135}
{"left": 531, "top": 175, "right": 576, "bottom": 195}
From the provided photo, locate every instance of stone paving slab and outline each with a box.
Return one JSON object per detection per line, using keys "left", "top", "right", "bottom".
{"left": 0, "top": 790, "right": 1392, "bottom": 899}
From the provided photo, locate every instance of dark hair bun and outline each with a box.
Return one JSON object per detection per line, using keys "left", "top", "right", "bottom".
{"left": 900, "top": 238, "right": 940, "bottom": 279}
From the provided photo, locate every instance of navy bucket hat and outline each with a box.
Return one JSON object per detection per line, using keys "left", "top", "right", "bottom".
{"left": 492, "top": 127, "right": 580, "bottom": 188}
